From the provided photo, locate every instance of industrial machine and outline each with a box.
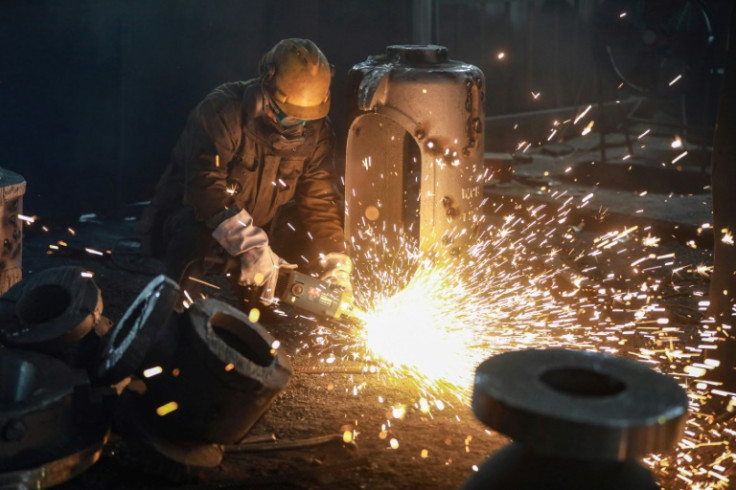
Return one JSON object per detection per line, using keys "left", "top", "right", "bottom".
{"left": 345, "top": 45, "right": 486, "bottom": 267}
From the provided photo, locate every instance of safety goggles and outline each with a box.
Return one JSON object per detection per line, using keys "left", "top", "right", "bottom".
{"left": 270, "top": 99, "right": 307, "bottom": 127}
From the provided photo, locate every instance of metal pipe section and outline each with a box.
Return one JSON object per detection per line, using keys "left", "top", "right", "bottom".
{"left": 346, "top": 45, "right": 485, "bottom": 266}
{"left": 0, "top": 349, "right": 111, "bottom": 489}
{"left": 99, "top": 275, "right": 292, "bottom": 451}
{"left": 137, "top": 298, "right": 292, "bottom": 444}
{"left": 464, "top": 349, "right": 688, "bottom": 489}
{"left": 0, "top": 266, "right": 103, "bottom": 352}
{"left": 412, "top": 0, "right": 435, "bottom": 44}
{"left": 0, "top": 266, "right": 106, "bottom": 378}
{"left": 97, "top": 274, "right": 181, "bottom": 385}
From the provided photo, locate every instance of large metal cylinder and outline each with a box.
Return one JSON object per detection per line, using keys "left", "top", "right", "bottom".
{"left": 463, "top": 349, "right": 689, "bottom": 489}
{"left": 0, "top": 266, "right": 103, "bottom": 354}
{"left": 345, "top": 45, "right": 485, "bottom": 262}
{"left": 99, "top": 276, "right": 292, "bottom": 447}
{"left": 144, "top": 298, "right": 292, "bottom": 444}
{"left": 0, "top": 167, "right": 25, "bottom": 295}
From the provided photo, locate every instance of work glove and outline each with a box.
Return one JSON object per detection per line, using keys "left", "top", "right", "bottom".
{"left": 212, "top": 209, "right": 296, "bottom": 304}
{"left": 319, "top": 252, "right": 354, "bottom": 295}
{"left": 239, "top": 244, "right": 297, "bottom": 303}
{"left": 320, "top": 252, "right": 363, "bottom": 319}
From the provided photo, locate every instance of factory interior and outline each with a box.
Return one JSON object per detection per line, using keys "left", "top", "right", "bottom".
{"left": 1, "top": 1, "right": 736, "bottom": 488}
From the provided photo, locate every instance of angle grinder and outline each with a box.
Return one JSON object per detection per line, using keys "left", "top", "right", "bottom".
{"left": 274, "top": 269, "right": 364, "bottom": 322}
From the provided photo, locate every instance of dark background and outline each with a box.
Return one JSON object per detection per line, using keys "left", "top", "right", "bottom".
{"left": 1, "top": 0, "right": 731, "bottom": 221}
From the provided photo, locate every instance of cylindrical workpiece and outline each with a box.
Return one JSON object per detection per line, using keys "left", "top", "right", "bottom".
{"left": 346, "top": 45, "right": 485, "bottom": 262}
{"left": 140, "top": 299, "right": 292, "bottom": 444}
{"left": 0, "top": 349, "right": 111, "bottom": 487}
{"left": 0, "top": 167, "right": 25, "bottom": 295}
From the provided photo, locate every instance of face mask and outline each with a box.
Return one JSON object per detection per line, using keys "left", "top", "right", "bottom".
{"left": 270, "top": 99, "right": 307, "bottom": 127}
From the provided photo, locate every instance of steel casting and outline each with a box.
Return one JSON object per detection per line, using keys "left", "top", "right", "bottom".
{"left": 345, "top": 45, "right": 485, "bottom": 262}
{"left": 0, "top": 266, "right": 104, "bottom": 372}
{"left": 0, "top": 349, "right": 111, "bottom": 489}
{"left": 463, "top": 348, "right": 689, "bottom": 489}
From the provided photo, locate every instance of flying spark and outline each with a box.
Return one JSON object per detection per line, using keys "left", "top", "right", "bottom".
{"left": 323, "top": 183, "right": 735, "bottom": 489}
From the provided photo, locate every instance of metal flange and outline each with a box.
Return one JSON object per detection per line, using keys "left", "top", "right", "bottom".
{"left": 472, "top": 348, "right": 688, "bottom": 461}
{"left": 0, "top": 266, "right": 102, "bottom": 353}
{"left": 131, "top": 298, "right": 292, "bottom": 444}
{"left": 0, "top": 349, "right": 111, "bottom": 487}
{"left": 97, "top": 274, "right": 181, "bottom": 384}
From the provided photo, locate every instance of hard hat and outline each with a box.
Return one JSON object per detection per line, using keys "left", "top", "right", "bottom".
{"left": 259, "top": 38, "right": 332, "bottom": 121}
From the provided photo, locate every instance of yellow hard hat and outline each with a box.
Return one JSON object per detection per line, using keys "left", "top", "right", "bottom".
{"left": 259, "top": 38, "right": 332, "bottom": 121}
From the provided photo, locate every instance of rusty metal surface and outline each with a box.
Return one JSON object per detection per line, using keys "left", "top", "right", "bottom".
{"left": 0, "top": 167, "right": 25, "bottom": 296}
{"left": 345, "top": 45, "right": 485, "bottom": 260}
{"left": 97, "top": 274, "right": 181, "bottom": 385}
{"left": 472, "top": 348, "right": 689, "bottom": 461}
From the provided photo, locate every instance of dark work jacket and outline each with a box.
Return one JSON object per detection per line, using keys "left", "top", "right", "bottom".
{"left": 148, "top": 79, "right": 345, "bottom": 255}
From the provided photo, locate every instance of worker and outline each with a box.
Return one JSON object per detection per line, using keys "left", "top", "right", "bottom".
{"left": 141, "top": 38, "right": 352, "bottom": 308}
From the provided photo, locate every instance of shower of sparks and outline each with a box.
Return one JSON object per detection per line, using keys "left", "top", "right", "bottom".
{"left": 319, "top": 183, "right": 736, "bottom": 489}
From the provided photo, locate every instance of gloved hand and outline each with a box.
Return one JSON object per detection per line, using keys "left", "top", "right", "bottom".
{"left": 212, "top": 209, "right": 296, "bottom": 304}
{"left": 319, "top": 252, "right": 354, "bottom": 294}
{"left": 239, "top": 244, "right": 297, "bottom": 303}
{"left": 320, "top": 252, "right": 362, "bottom": 319}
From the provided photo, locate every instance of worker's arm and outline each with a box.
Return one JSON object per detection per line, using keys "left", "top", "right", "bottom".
{"left": 182, "top": 95, "right": 294, "bottom": 303}
{"left": 294, "top": 118, "right": 346, "bottom": 255}
{"left": 182, "top": 96, "right": 242, "bottom": 228}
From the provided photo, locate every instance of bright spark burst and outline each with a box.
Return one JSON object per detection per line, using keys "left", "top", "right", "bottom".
{"left": 357, "top": 261, "right": 481, "bottom": 386}
{"left": 642, "top": 233, "right": 661, "bottom": 248}
{"left": 332, "top": 184, "right": 735, "bottom": 489}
